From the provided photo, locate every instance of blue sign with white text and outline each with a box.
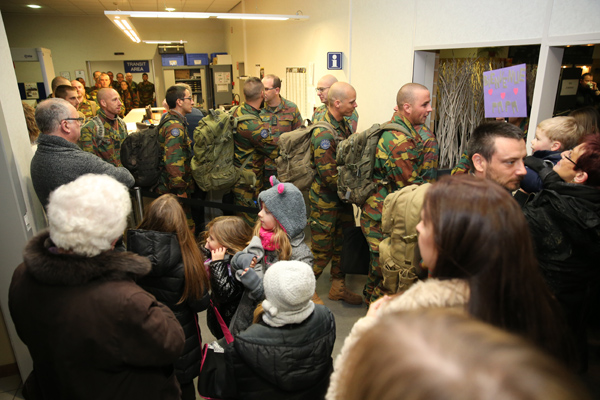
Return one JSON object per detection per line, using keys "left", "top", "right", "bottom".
{"left": 124, "top": 60, "right": 150, "bottom": 73}
{"left": 327, "top": 52, "right": 343, "bottom": 70}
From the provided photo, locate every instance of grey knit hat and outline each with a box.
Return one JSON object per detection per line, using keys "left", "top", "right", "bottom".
{"left": 257, "top": 176, "right": 306, "bottom": 238}
{"left": 262, "top": 261, "right": 316, "bottom": 327}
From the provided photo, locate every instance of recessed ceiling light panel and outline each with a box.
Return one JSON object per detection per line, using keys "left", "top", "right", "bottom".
{"left": 27, "top": 4, "right": 42, "bottom": 8}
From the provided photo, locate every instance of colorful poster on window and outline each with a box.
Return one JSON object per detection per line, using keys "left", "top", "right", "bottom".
{"left": 483, "top": 64, "right": 527, "bottom": 118}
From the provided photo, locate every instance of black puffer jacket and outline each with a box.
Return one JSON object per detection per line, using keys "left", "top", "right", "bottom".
{"left": 225, "top": 305, "right": 336, "bottom": 400}
{"left": 523, "top": 180, "right": 600, "bottom": 367}
{"left": 205, "top": 252, "right": 244, "bottom": 340}
{"left": 127, "top": 229, "right": 210, "bottom": 384}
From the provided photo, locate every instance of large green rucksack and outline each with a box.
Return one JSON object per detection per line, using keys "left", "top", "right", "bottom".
{"left": 275, "top": 121, "right": 337, "bottom": 191}
{"left": 336, "top": 122, "right": 408, "bottom": 205}
{"left": 191, "top": 107, "right": 258, "bottom": 192}
{"left": 379, "top": 183, "right": 431, "bottom": 294}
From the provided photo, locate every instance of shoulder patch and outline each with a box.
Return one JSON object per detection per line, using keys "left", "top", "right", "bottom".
{"left": 170, "top": 128, "right": 181, "bottom": 137}
{"left": 260, "top": 129, "right": 269, "bottom": 138}
{"left": 320, "top": 139, "right": 331, "bottom": 150}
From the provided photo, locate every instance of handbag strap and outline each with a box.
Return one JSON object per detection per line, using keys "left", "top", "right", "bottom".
{"left": 211, "top": 300, "right": 234, "bottom": 344}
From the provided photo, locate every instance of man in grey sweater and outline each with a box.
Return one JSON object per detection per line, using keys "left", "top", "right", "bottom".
{"left": 31, "top": 98, "right": 135, "bottom": 207}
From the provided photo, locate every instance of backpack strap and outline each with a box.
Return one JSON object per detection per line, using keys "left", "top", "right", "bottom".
{"left": 90, "top": 116, "right": 105, "bottom": 139}
{"left": 309, "top": 121, "right": 340, "bottom": 141}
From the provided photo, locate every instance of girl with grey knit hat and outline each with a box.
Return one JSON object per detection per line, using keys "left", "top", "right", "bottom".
{"left": 227, "top": 176, "right": 315, "bottom": 335}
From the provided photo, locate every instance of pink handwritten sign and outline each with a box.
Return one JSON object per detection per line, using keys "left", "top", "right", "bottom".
{"left": 483, "top": 64, "right": 527, "bottom": 118}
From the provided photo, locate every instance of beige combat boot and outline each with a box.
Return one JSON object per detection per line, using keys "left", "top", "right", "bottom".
{"left": 311, "top": 292, "right": 325, "bottom": 305}
{"left": 328, "top": 278, "right": 363, "bottom": 305}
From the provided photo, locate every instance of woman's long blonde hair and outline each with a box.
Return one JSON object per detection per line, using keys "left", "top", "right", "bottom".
{"left": 204, "top": 216, "right": 252, "bottom": 255}
{"left": 138, "top": 194, "right": 209, "bottom": 303}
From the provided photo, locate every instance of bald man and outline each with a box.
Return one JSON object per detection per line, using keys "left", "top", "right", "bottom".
{"left": 312, "top": 74, "right": 359, "bottom": 133}
{"left": 49, "top": 76, "right": 70, "bottom": 98}
{"left": 78, "top": 88, "right": 127, "bottom": 166}
{"left": 362, "top": 83, "right": 438, "bottom": 305}
{"left": 71, "top": 79, "right": 97, "bottom": 119}
{"left": 308, "top": 82, "right": 362, "bottom": 305}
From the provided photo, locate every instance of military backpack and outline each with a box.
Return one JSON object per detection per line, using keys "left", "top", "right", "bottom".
{"left": 336, "top": 122, "right": 408, "bottom": 205}
{"left": 120, "top": 119, "right": 167, "bottom": 188}
{"left": 379, "top": 183, "right": 431, "bottom": 294}
{"left": 191, "top": 107, "right": 258, "bottom": 192}
{"left": 275, "top": 120, "right": 337, "bottom": 191}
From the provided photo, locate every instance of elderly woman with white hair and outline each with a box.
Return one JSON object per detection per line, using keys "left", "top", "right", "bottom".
{"left": 9, "top": 174, "right": 185, "bottom": 400}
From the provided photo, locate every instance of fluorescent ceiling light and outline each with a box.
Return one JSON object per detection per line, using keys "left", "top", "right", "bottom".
{"left": 105, "top": 10, "right": 309, "bottom": 21}
{"left": 165, "top": 8, "right": 176, "bottom": 11}
{"left": 107, "top": 14, "right": 141, "bottom": 43}
{"left": 143, "top": 40, "right": 188, "bottom": 44}
{"left": 27, "top": 4, "right": 41, "bottom": 8}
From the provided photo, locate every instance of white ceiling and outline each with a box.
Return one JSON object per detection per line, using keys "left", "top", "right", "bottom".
{"left": 0, "top": 0, "right": 241, "bottom": 16}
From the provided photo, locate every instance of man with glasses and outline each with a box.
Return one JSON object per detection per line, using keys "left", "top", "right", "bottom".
{"left": 312, "top": 74, "right": 359, "bottom": 133}
{"left": 157, "top": 85, "right": 197, "bottom": 230}
{"left": 30, "top": 98, "right": 134, "bottom": 207}
{"left": 260, "top": 74, "right": 303, "bottom": 187}
{"left": 78, "top": 88, "right": 128, "bottom": 167}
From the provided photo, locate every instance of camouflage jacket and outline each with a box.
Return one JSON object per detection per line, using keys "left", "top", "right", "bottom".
{"left": 128, "top": 81, "right": 138, "bottom": 94}
{"left": 233, "top": 103, "right": 265, "bottom": 188}
{"left": 452, "top": 151, "right": 471, "bottom": 175}
{"left": 309, "top": 111, "right": 352, "bottom": 208}
{"left": 138, "top": 81, "right": 155, "bottom": 107}
{"left": 88, "top": 88, "right": 99, "bottom": 103}
{"left": 78, "top": 98, "right": 96, "bottom": 120}
{"left": 312, "top": 104, "right": 359, "bottom": 134}
{"left": 362, "top": 112, "right": 427, "bottom": 221}
{"left": 156, "top": 110, "right": 194, "bottom": 196}
{"left": 78, "top": 108, "right": 127, "bottom": 167}
{"left": 259, "top": 96, "right": 303, "bottom": 172}
{"left": 119, "top": 89, "right": 140, "bottom": 115}
{"left": 417, "top": 123, "right": 439, "bottom": 182}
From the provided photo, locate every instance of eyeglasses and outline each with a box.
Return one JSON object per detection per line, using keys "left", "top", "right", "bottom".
{"left": 63, "top": 117, "right": 85, "bottom": 125}
{"left": 264, "top": 87, "right": 277, "bottom": 91}
{"left": 182, "top": 96, "right": 193, "bottom": 101}
{"left": 316, "top": 87, "right": 330, "bottom": 93}
{"left": 563, "top": 150, "right": 578, "bottom": 168}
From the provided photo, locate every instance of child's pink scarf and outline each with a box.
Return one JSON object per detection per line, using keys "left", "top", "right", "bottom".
{"left": 259, "top": 227, "right": 279, "bottom": 251}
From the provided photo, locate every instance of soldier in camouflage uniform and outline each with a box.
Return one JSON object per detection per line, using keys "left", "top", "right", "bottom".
{"left": 309, "top": 82, "right": 363, "bottom": 305}
{"left": 125, "top": 73, "right": 139, "bottom": 97}
{"left": 138, "top": 73, "right": 156, "bottom": 108}
{"left": 78, "top": 88, "right": 127, "bottom": 167}
{"left": 232, "top": 77, "right": 266, "bottom": 227}
{"left": 156, "top": 85, "right": 196, "bottom": 231}
{"left": 71, "top": 79, "right": 96, "bottom": 120}
{"left": 118, "top": 81, "right": 140, "bottom": 115}
{"left": 88, "top": 73, "right": 112, "bottom": 103}
{"left": 259, "top": 74, "right": 303, "bottom": 188}
{"left": 362, "top": 83, "right": 437, "bottom": 305}
{"left": 312, "top": 74, "right": 359, "bottom": 134}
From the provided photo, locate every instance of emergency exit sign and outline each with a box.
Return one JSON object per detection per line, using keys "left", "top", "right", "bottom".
{"left": 327, "top": 52, "right": 343, "bottom": 70}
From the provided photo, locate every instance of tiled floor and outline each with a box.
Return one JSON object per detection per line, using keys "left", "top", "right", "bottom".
{"left": 0, "top": 374, "right": 23, "bottom": 400}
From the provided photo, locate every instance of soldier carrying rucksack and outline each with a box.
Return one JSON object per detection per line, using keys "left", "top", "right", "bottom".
{"left": 307, "top": 82, "right": 363, "bottom": 305}
{"left": 360, "top": 83, "right": 439, "bottom": 306}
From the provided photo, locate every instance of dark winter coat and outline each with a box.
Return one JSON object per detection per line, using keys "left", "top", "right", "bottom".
{"left": 523, "top": 179, "right": 600, "bottom": 363}
{"left": 127, "top": 229, "right": 210, "bottom": 384}
{"left": 225, "top": 305, "right": 336, "bottom": 400}
{"left": 521, "top": 150, "right": 562, "bottom": 193}
{"left": 9, "top": 231, "right": 184, "bottom": 400}
{"left": 205, "top": 252, "right": 244, "bottom": 339}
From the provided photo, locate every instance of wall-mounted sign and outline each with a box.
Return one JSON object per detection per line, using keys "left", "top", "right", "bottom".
{"left": 327, "top": 52, "right": 343, "bottom": 70}
{"left": 124, "top": 60, "right": 150, "bottom": 73}
{"left": 483, "top": 64, "right": 527, "bottom": 118}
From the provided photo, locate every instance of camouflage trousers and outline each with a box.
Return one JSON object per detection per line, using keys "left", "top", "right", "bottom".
{"left": 361, "top": 212, "right": 391, "bottom": 305}
{"left": 309, "top": 201, "right": 354, "bottom": 280}
{"left": 232, "top": 183, "right": 258, "bottom": 228}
